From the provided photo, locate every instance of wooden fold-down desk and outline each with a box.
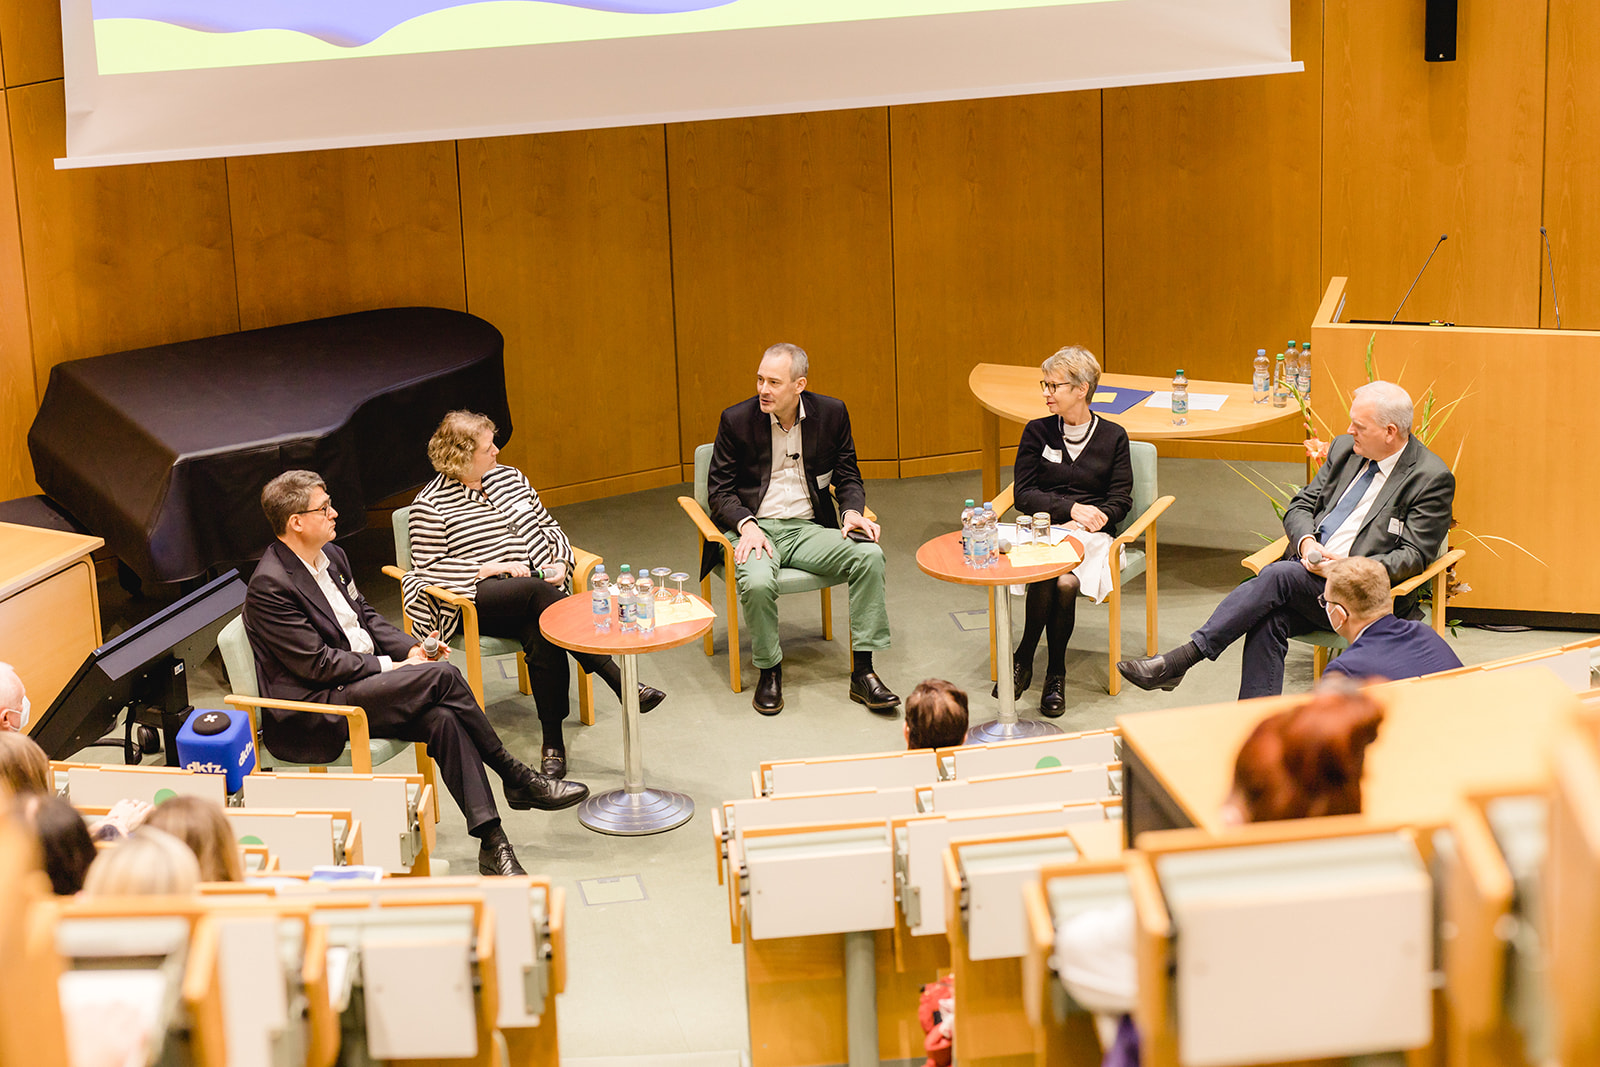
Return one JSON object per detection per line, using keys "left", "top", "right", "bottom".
{"left": 0, "top": 522, "right": 104, "bottom": 711}
{"left": 969, "top": 364, "right": 1302, "bottom": 499}
{"left": 1115, "top": 669, "right": 1578, "bottom": 847}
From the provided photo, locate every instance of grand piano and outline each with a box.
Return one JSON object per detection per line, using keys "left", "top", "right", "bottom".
{"left": 29, "top": 307, "right": 513, "bottom": 585}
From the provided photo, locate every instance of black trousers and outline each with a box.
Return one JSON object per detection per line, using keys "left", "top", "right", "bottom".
{"left": 336, "top": 661, "right": 502, "bottom": 834}
{"left": 473, "top": 576, "right": 613, "bottom": 729}
{"left": 1190, "top": 559, "right": 1328, "bottom": 700}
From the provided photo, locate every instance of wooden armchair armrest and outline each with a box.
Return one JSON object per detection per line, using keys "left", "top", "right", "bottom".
{"left": 572, "top": 546, "right": 601, "bottom": 592}
{"left": 381, "top": 564, "right": 406, "bottom": 583}
{"left": 1242, "top": 535, "right": 1290, "bottom": 576}
{"left": 1393, "top": 547, "right": 1467, "bottom": 598}
{"left": 1112, "top": 495, "right": 1176, "bottom": 549}
{"left": 993, "top": 483, "right": 1015, "bottom": 518}
{"left": 678, "top": 496, "right": 734, "bottom": 555}
{"left": 224, "top": 694, "right": 373, "bottom": 773}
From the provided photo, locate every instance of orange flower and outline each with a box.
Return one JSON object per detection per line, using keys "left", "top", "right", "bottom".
{"left": 1303, "top": 437, "right": 1329, "bottom": 465}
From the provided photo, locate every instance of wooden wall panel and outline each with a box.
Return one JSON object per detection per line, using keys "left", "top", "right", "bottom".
{"left": 1323, "top": 0, "right": 1547, "bottom": 329}
{"left": 0, "top": 89, "right": 36, "bottom": 497}
{"left": 459, "top": 126, "right": 677, "bottom": 492}
{"left": 8, "top": 81, "right": 238, "bottom": 395}
{"left": 1543, "top": 0, "right": 1600, "bottom": 330}
{"left": 0, "top": 0, "right": 63, "bottom": 87}
{"left": 668, "top": 109, "right": 897, "bottom": 463}
{"left": 228, "top": 142, "right": 466, "bottom": 331}
{"left": 1104, "top": 0, "right": 1322, "bottom": 390}
{"left": 890, "top": 93, "right": 1104, "bottom": 464}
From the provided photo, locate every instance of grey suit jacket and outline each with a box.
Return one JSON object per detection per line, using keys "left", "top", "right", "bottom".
{"left": 1282, "top": 434, "right": 1455, "bottom": 613}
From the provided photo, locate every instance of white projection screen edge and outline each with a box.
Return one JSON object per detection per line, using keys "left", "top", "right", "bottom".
{"left": 59, "top": 0, "right": 1299, "bottom": 169}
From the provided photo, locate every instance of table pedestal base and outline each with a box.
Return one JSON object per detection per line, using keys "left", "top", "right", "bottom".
{"left": 966, "top": 716, "right": 1064, "bottom": 744}
{"left": 578, "top": 788, "right": 696, "bottom": 836}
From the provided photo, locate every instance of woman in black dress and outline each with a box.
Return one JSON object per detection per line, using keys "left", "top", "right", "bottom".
{"left": 1007, "top": 346, "right": 1133, "bottom": 714}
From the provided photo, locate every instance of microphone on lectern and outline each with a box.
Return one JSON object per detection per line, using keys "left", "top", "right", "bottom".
{"left": 1541, "top": 226, "right": 1563, "bottom": 330}
{"left": 1390, "top": 234, "right": 1449, "bottom": 324}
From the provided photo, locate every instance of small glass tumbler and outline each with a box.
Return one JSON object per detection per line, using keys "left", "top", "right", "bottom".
{"left": 1033, "top": 513, "right": 1053, "bottom": 545}
{"left": 669, "top": 572, "right": 690, "bottom": 604}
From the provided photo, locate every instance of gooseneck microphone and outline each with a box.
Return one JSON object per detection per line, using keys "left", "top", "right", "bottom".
{"left": 1541, "top": 226, "right": 1562, "bottom": 329}
{"left": 1391, "top": 234, "right": 1449, "bottom": 324}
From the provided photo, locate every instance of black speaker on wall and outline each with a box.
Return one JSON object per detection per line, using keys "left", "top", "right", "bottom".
{"left": 1425, "top": 0, "right": 1458, "bottom": 62}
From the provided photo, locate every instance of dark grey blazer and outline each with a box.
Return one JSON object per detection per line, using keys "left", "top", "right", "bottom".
{"left": 1282, "top": 434, "right": 1455, "bottom": 613}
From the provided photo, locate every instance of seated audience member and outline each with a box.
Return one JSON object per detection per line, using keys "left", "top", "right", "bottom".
{"left": 145, "top": 795, "right": 244, "bottom": 882}
{"left": 1005, "top": 345, "right": 1133, "bottom": 715}
{"left": 0, "top": 661, "right": 29, "bottom": 732}
{"left": 1119, "top": 381, "right": 1454, "bottom": 698}
{"left": 1057, "top": 682, "right": 1385, "bottom": 1055}
{"left": 82, "top": 826, "right": 201, "bottom": 897}
{"left": 404, "top": 410, "right": 665, "bottom": 781}
{"left": 1317, "top": 557, "right": 1462, "bottom": 683}
{"left": 17, "top": 794, "right": 96, "bottom": 895}
{"left": 0, "top": 729, "right": 50, "bottom": 796}
{"left": 904, "top": 680, "right": 971, "bottom": 751}
{"left": 245, "top": 470, "right": 585, "bottom": 878}
{"left": 89, "top": 798, "right": 155, "bottom": 843}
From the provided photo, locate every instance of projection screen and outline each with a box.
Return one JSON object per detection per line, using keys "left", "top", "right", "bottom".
{"left": 59, "top": 0, "right": 1299, "bottom": 169}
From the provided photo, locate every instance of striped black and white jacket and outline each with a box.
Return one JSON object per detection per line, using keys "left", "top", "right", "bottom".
{"left": 401, "top": 466, "right": 574, "bottom": 639}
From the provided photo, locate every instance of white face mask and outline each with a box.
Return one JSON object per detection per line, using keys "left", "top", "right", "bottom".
{"left": 2, "top": 695, "right": 28, "bottom": 732}
{"left": 1325, "top": 603, "right": 1345, "bottom": 631}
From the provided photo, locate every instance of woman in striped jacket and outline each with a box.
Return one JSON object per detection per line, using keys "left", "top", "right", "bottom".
{"left": 403, "top": 411, "right": 665, "bottom": 780}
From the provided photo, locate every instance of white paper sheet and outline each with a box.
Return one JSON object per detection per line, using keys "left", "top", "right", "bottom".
{"left": 1144, "top": 392, "right": 1229, "bottom": 411}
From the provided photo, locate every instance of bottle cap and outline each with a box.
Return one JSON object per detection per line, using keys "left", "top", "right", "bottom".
{"left": 1257, "top": 348, "right": 1266, "bottom": 355}
{"left": 1276, "top": 353, "right": 1285, "bottom": 360}
{"left": 620, "top": 564, "right": 631, "bottom": 573}
{"left": 1175, "top": 369, "right": 1185, "bottom": 375}
{"left": 965, "top": 499, "right": 975, "bottom": 507}
{"left": 1302, "top": 342, "right": 1311, "bottom": 350}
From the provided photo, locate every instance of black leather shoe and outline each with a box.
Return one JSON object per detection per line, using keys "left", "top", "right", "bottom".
{"left": 849, "top": 671, "right": 901, "bottom": 713}
{"left": 478, "top": 839, "right": 527, "bottom": 877}
{"left": 1039, "top": 674, "right": 1066, "bottom": 717}
{"left": 991, "top": 661, "right": 1034, "bottom": 699}
{"left": 1116, "top": 653, "right": 1188, "bottom": 692}
{"left": 540, "top": 744, "right": 566, "bottom": 780}
{"left": 503, "top": 773, "right": 588, "bottom": 811}
{"left": 754, "top": 666, "right": 783, "bottom": 716}
{"left": 638, "top": 685, "right": 666, "bottom": 714}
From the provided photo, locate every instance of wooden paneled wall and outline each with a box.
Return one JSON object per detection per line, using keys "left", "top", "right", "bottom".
{"left": 1, "top": 0, "right": 1594, "bottom": 508}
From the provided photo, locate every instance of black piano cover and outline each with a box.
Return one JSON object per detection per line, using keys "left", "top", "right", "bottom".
{"left": 29, "top": 307, "right": 513, "bottom": 583}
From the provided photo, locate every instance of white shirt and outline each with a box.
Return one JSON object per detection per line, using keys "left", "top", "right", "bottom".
{"left": 304, "top": 550, "right": 395, "bottom": 671}
{"left": 1302, "top": 447, "right": 1405, "bottom": 559}
{"left": 753, "top": 397, "right": 815, "bottom": 523}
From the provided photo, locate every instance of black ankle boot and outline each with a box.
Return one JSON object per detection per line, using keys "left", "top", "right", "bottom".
{"left": 992, "top": 659, "right": 1033, "bottom": 699}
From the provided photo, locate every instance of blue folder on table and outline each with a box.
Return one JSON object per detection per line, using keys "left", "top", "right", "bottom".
{"left": 1089, "top": 387, "right": 1153, "bottom": 416}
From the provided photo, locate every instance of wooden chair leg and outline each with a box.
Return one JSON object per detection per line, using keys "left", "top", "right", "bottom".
{"left": 702, "top": 575, "right": 716, "bottom": 656}
{"left": 725, "top": 573, "right": 742, "bottom": 693}
{"left": 516, "top": 653, "right": 532, "bottom": 697}
{"left": 1145, "top": 525, "right": 1159, "bottom": 655}
{"left": 1432, "top": 572, "right": 1449, "bottom": 636}
{"left": 845, "top": 588, "right": 854, "bottom": 660}
{"left": 1107, "top": 585, "right": 1123, "bottom": 696}
{"left": 1313, "top": 645, "right": 1331, "bottom": 680}
{"left": 413, "top": 741, "right": 440, "bottom": 822}
{"left": 577, "top": 662, "right": 596, "bottom": 727}
{"left": 989, "top": 587, "right": 999, "bottom": 682}
{"left": 820, "top": 586, "right": 833, "bottom": 642}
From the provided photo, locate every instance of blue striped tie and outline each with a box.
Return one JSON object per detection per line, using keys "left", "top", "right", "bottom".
{"left": 1317, "top": 459, "right": 1378, "bottom": 545}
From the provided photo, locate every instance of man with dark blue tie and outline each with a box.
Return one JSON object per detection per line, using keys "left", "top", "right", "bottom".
{"left": 1319, "top": 557, "right": 1462, "bottom": 683}
{"left": 1118, "top": 380, "right": 1455, "bottom": 698}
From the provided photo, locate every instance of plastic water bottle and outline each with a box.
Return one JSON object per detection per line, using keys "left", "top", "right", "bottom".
{"left": 961, "top": 499, "right": 976, "bottom": 566}
{"left": 1170, "top": 369, "right": 1188, "bottom": 426}
{"left": 1272, "top": 354, "right": 1290, "bottom": 407}
{"left": 1283, "top": 340, "right": 1300, "bottom": 395}
{"left": 616, "top": 565, "right": 637, "bottom": 632}
{"left": 1252, "top": 348, "right": 1270, "bottom": 404}
{"left": 590, "top": 565, "right": 611, "bottom": 632}
{"left": 982, "top": 503, "right": 999, "bottom": 567}
{"left": 1297, "top": 341, "right": 1312, "bottom": 400}
{"left": 635, "top": 568, "right": 655, "bottom": 632}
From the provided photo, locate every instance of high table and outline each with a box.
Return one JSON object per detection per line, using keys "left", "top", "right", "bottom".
{"left": 968, "top": 364, "right": 1301, "bottom": 500}
{"left": 916, "top": 531, "right": 1080, "bottom": 742}
{"left": 540, "top": 593, "right": 714, "bottom": 836}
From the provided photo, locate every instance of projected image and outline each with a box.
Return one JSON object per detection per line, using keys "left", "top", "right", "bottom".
{"left": 91, "top": 0, "right": 1098, "bottom": 75}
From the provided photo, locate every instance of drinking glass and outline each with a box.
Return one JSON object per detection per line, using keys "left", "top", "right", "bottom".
{"left": 669, "top": 572, "right": 690, "bottom": 604}
{"left": 652, "top": 567, "right": 673, "bottom": 600}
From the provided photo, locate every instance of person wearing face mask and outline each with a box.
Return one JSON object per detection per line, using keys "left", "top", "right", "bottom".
{"left": 0, "top": 662, "right": 30, "bottom": 734}
{"left": 1119, "top": 380, "right": 1455, "bottom": 700}
{"left": 1317, "top": 557, "right": 1461, "bottom": 684}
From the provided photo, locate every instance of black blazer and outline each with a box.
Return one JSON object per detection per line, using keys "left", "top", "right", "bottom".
{"left": 702, "top": 392, "right": 867, "bottom": 578}
{"left": 243, "top": 540, "right": 416, "bottom": 763}
{"left": 1282, "top": 434, "right": 1455, "bottom": 615}
{"left": 1012, "top": 416, "right": 1134, "bottom": 530}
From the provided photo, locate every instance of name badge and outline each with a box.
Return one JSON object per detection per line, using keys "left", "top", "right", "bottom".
{"left": 815, "top": 472, "right": 832, "bottom": 489}
{"left": 1388, "top": 518, "right": 1404, "bottom": 536}
{"left": 345, "top": 578, "right": 359, "bottom": 598}
{"left": 1042, "top": 446, "right": 1063, "bottom": 464}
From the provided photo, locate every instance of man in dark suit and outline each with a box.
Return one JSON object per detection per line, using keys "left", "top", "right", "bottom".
{"left": 705, "top": 343, "right": 898, "bottom": 715}
{"left": 1119, "top": 380, "right": 1455, "bottom": 698}
{"left": 1319, "top": 557, "right": 1462, "bottom": 683}
{"left": 244, "top": 470, "right": 586, "bottom": 876}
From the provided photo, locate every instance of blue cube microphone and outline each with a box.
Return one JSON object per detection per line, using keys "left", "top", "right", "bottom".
{"left": 175, "top": 707, "right": 257, "bottom": 792}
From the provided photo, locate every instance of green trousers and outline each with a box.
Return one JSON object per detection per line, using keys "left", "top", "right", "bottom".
{"left": 729, "top": 518, "right": 891, "bottom": 670}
